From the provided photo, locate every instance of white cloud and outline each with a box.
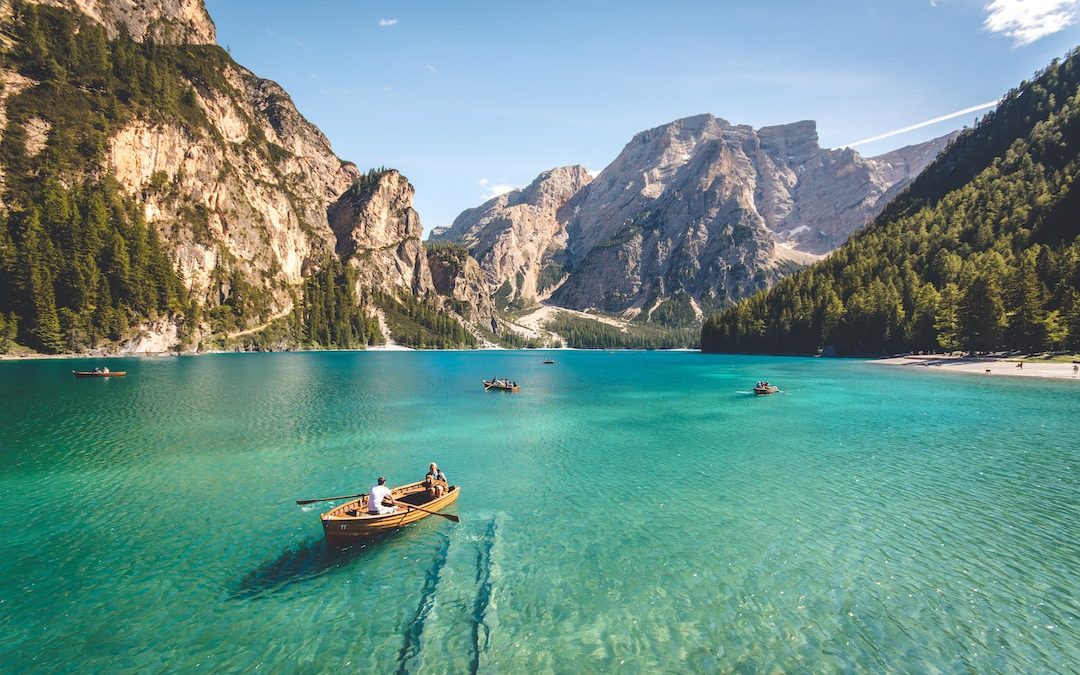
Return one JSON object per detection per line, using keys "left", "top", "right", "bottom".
{"left": 984, "top": 0, "right": 1080, "bottom": 45}
{"left": 378, "top": 18, "right": 399, "bottom": 27}
{"left": 426, "top": 63, "right": 438, "bottom": 74}
{"left": 841, "top": 100, "right": 1000, "bottom": 148}
{"left": 478, "top": 178, "right": 516, "bottom": 200}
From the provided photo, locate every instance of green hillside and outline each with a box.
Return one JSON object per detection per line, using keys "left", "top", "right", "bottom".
{"left": 702, "top": 49, "right": 1080, "bottom": 356}
{"left": 0, "top": 3, "right": 266, "bottom": 352}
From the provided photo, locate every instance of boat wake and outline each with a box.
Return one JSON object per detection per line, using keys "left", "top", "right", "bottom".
{"left": 397, "top": 533, "right": 453, "bottom": 672}
{"left": 395, "top": 514, "right": 506, "bottom": 675}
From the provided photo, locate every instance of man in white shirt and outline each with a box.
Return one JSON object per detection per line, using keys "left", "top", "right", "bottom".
{"left": 368, "top": 476, "right": 397, "bottom": 515}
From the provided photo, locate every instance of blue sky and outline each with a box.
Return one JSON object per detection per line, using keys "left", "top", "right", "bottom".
{"left": 205, "top": 1, "right": 1080, "bottom": 234}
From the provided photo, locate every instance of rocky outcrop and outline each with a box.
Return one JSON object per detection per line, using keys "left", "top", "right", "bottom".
{"left": 328, "top": 170, "right": 434, "bottom": 297}
{"left": 431, "top": 165, "right": 591, "bottom": 307}
{"left": 446, "top": 114, "right": 952, "bottom": 322}
{"left": 106, "top": 60, "right": 358, "bottom": 319}
{"left": 427, "top": 244, "right": 498, "bottom": 328}
{"left": 32, "top": 0, "right": 216, "bottom": 44}
{"left": 555, "top": 115, "right": 781, "bottom": 319}
{"left": 768, "top": 129, "right": 959, "bottom": 253}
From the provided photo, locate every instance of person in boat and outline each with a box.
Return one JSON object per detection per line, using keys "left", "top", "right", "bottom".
{"left": 424, "top": 462, "right": 447, "bottom": 498}
{"left": 94, "top": 367, "right": 101, "bottom": 373}
{"left": 368, "top": 476, "right": 398, "bottom": 515}
{"left": 102, "top": 366, "right": 109, "bottom": 374}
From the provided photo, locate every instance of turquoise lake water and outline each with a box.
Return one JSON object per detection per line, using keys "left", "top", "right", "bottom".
{"left": 0, "top": 351, "right": 1077, "bottom": 672}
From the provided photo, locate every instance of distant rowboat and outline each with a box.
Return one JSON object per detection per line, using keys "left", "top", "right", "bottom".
{"left": 543, "top": 359, "right": 555, "bottom": 364}
{"left": 321, "top": 481, "right": 460, "bottom": 545}
{"left": 754, "top": 383, "right": 779, "bottom": 395}
{"left": 484, "top": 378, "right": 520, "bottom": 392}
{"left": 73, "top": 370, "right": 126, "bottom": 378}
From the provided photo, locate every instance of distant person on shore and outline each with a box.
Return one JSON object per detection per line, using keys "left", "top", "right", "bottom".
{"left": 368, "top": 476, "right": 397, "bottom": 515}
{"left": 424, "top": 462, "right": 447, "bottom": 498}
{"left": 1074, "top": 363, "right": 1078, "bottom": 375}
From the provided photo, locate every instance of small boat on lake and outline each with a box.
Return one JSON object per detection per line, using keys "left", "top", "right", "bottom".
{"left": 73, "top": 370, "right": 126, "bottom": 378}
{"left": 543, "top": 359, "right": 555, "bottom": 364}
{"left": 753, "top": 381, "right": 779, "bottom": 395}
{"left": 484, "top": 378, "right": 520, "bottom": 392}
{"left": 321, "top": 481, "right": 460, "bottom": 545}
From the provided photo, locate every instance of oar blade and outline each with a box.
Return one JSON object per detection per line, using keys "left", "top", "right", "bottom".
{"left": 295, "top": 492, "right": 366, "bottom": 506}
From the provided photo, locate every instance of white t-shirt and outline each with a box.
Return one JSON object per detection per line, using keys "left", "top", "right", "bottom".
{"left": 369, "top": 484, "right": 392, "bottom": 513}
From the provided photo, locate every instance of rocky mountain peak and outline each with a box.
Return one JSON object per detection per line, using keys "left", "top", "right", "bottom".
{"left": 518, "top": 164, "right": 592, "bottom": 209}
{"left": 758, "top": 120, "right": 819, "bottom": 166}
{"left": 447, "top": 113, "right": 956, "bottom": 324}
{"left": 431, "top": 164, "right": 593, "bottom": 307}
{"left": 31, "top": 0, "right": 216, "bottom": 44}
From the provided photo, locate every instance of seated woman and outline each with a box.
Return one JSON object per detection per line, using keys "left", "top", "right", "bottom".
{"left": 424, "top": 462, "right": 447, "bottom": 499}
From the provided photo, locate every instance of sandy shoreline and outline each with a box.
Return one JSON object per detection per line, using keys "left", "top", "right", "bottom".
{"left": 871, "top": 354, "right": 1080, "bottom": 381}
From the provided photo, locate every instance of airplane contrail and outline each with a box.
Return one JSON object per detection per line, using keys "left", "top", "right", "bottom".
{"left": 842, "top": 100, "right": 1000, "bottom": 148}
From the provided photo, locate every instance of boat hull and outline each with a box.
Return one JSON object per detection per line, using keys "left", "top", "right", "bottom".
{"left": 483, "top": 380, "right": 519, "bottom": 392}
{"left": 321, "top": 481, "right": 459, "bottom": 545}
{"left": 73, "top": 371, "right": 126, "bottom": 378}
{"left": 754, "top": 386, "right": 778, "bottom": 395}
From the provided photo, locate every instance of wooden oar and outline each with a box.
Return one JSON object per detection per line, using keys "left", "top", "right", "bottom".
{"left": 403, "top": 502, "right": 460, "bottom": 523}
{"left": 295, "top": 491, "right": 367, "bottom": 506}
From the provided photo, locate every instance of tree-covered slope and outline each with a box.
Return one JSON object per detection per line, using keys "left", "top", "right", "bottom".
{"left": 0, "top": 3, "right": 201, "bottom": 351}
{"left": 0, "top": 1, "right": 491, "bottom": 354}
{"left": 701, "top": 49, "right": 1080, "bottom": 356}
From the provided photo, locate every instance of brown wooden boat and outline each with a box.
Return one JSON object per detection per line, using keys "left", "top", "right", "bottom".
{"left": 483, "top": 378, "right": 520, "bottom": 392}
{"left": 73, "top": 370, "right": 126, "bottom": 378}
{"left": 753, "top": 383, "right": 779, "bottom": 395}
{"left": 321, "top": 480, "right": 460, "bottom": 545}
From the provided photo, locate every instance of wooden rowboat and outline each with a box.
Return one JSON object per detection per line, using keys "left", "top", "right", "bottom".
{"left": 321, "top": 480, "right": 460, "bottom": 545}
{"left": 543, "top": 359, "right": 555, "bottom": 364}
{"left": 754, "top": 383, "right": 779, "bottom": 395}
{"left": 483, "top": 379, "right": 519, "bottom": 392}
{"left": 73, "top": 370, "right": 126, "bottom": 378}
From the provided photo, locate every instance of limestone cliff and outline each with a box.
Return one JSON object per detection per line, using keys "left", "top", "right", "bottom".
{"left": 106, "top": 68, "right": 359, "bottom": 319}
{"left": 445, "top": 114, "right": 952, "bottom": 323}
{"left": 328, "top": 169, "right": 434, "bottom": 297}
{"left": 427, "top": 244, "right": 498, "bottom": 328}
{"left": 431, "top": 165, "right": 591, "bottom": 308}
{"left": 0, "top": 0, "right": 483, "bottom": 352}
{"left": 34, "top": 0, "right": 216, "bottom": 44}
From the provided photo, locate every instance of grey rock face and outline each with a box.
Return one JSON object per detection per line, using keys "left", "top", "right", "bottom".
{"left": 431, "top": 165, "right": 591, "bottom": 306}
{"left": 446, "top": 114, "right": 953, "bottom": 322}
{"left": 31, "top": 0, "right": 216, "bottom": 44}
{"left": 329, "top": 170, "right": 434, "bottom": 297}
{"left": 427, "top": 245, "right": 498, "bottom": 326}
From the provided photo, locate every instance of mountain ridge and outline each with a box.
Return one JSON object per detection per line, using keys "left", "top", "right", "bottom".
{"left": 437, "top": 114, "right": 955, "bottom": 323}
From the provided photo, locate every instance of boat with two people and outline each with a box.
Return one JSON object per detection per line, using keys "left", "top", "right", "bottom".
{"left": 304, "top": 480, "right": 461, "bottom": 546}
{"left": 754, "top": 381, "right": 779, "bottom": 395}
{"left": 543, "top": 359, "right": 555, "bottom": 364}
{"left": 73, "top": 367, "right": 126, "bottom": 378}
{"left": 484, "top": 377, "right": 520, "bottom": 392}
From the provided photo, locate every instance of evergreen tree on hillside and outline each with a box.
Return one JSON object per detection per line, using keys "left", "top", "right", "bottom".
{"left": 958, "top": 274, "right": 1005, "bottom": 353}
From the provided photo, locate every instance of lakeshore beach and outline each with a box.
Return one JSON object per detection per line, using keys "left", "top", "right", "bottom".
{"left": 872, "top": 353, "right": 1080, "bottom": 380}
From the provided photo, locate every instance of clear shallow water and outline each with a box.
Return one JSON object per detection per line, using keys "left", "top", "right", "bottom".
{"left": 0, "top": 351, "right": 1077, "bottom": 673}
